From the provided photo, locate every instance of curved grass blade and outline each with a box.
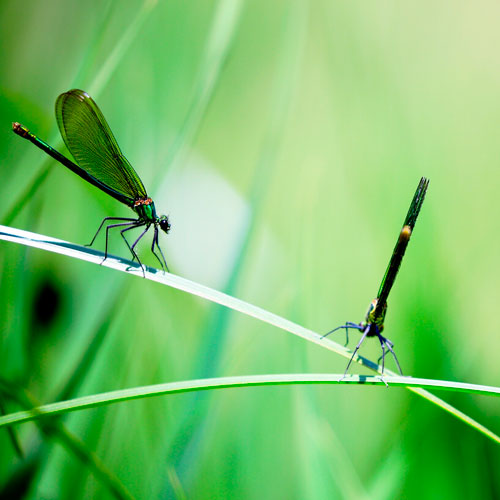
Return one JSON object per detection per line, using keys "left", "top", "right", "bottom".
{"left": 88, "top": 0, "right": 158, "bottom": 98}
{"left": 0, "top": 224, "right": 498, "bottom": 444}
{"left": 0, "top": 374, "right": 499, "bottom": 444}
{"left": 157, "top": 0, "right": 244, "bottom": 176}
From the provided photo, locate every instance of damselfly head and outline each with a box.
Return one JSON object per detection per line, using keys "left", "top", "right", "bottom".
{"left": 158, "top": 215, "right": 171, "bottom": 234}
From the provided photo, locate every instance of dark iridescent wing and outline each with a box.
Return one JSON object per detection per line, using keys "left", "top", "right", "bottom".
{"left": 375, "top": 225, "right": 412, "bottom": 313}
{"left": 403, "top": 177, "right": 429, "bottom": 229}
{"left": 55, "top": 89, "right": 147, "bottom": 206}
{"left": 375, "top": 177, "right": 429, "bottom": 313}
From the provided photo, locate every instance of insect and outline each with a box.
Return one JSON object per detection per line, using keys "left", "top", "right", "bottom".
{"left": 323, "top": 177, "right": 429, "bottom": 375}
{"left": 12, "top": 89, "right": 170, "bottom": 275}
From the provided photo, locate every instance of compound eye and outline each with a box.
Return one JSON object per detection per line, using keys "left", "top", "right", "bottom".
{"left": 159, "top": 218, "right": 171, "bottom": 233}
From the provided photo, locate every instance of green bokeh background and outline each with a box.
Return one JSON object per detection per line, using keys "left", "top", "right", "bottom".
{"left": 1, "top": 1, "right": 500, "bottom": 498}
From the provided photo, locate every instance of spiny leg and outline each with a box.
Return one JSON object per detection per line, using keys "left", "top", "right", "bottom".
{"left": 377, "top": 335, "right": 387, "bottom": 374}
{"left": 343, "top": 325, "right": 349, "bottom": 347}
{"left": 380, "top": 336, "right": 403, "bottom": 375}
{"left": 342, "top": 327, "right": 370, "bottom": 378}
{"left": 122, "top": 223, "right": 150, "bottom": 275}
{"left": 344, "top": 322, "right": 364, "bottom": 346}
{"left": 151, "top": 226, "right": 169, "bottom": 272}
{"left": 129, "top": 224, "right": 150, "bottom": 254}
{"left": 322, "top": 322, "right": 361, "bottom": 346}
{"left": 101, "top": 221, "right": 139, "bottom": 263}
{"left": 322, "top": 324, "right": 345, "bottom": 339}
{"left": 87, "top": 217, "right": 137, "bottom": 247}
{"left": 156, "top": 227, "right": 169, "bottom": 272}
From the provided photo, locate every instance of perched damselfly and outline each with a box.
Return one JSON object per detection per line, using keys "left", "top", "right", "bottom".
{"left": 13, "top": 89, "right": 170, "bottom": 275}
{"left": 324, "top": 177, "right": 429, "bottom": 375}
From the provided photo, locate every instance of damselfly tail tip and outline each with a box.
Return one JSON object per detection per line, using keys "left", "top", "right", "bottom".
{"left": 12, "top": 122, "right": 28, "bottom": 137}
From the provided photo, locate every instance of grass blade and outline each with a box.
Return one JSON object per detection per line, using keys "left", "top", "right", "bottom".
{"left": 0, "top": 224, "right": 498, "bottom": 444}
{"left": 88, "top": 0, "right": 158, "bottom": 98}
{"left": 0, "top": 374, "right": 499, "bottom": 443}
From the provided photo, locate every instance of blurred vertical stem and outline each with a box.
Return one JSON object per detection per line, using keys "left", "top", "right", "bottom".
{"left": 0, "top": 396, "right": 23, "bottom": 458}
{"left": 163, "top": 0, "right": 308, "bottom": 495}
{"left": 88, "top": 0, "right": 158, "bottom": 98}
{"left": 3, "top": 3, "right": 158, "bottom": 497}
{"left": 0, "top": 382, "right": 134, "bottom": 500}
{"left": 293, "top": 391, "right": 371, "bottom": 499}
{"left": 155, "top": 0, "right": 245, "bottom": 184}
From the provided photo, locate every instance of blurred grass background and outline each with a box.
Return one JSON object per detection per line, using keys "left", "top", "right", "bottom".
{"left": 1, "top": 0, "right": 500, "bottom": 498}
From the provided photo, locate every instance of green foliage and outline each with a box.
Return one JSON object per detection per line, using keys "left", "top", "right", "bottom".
{"left": 2, "top": 1, "right": 500, "bottom": 499}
